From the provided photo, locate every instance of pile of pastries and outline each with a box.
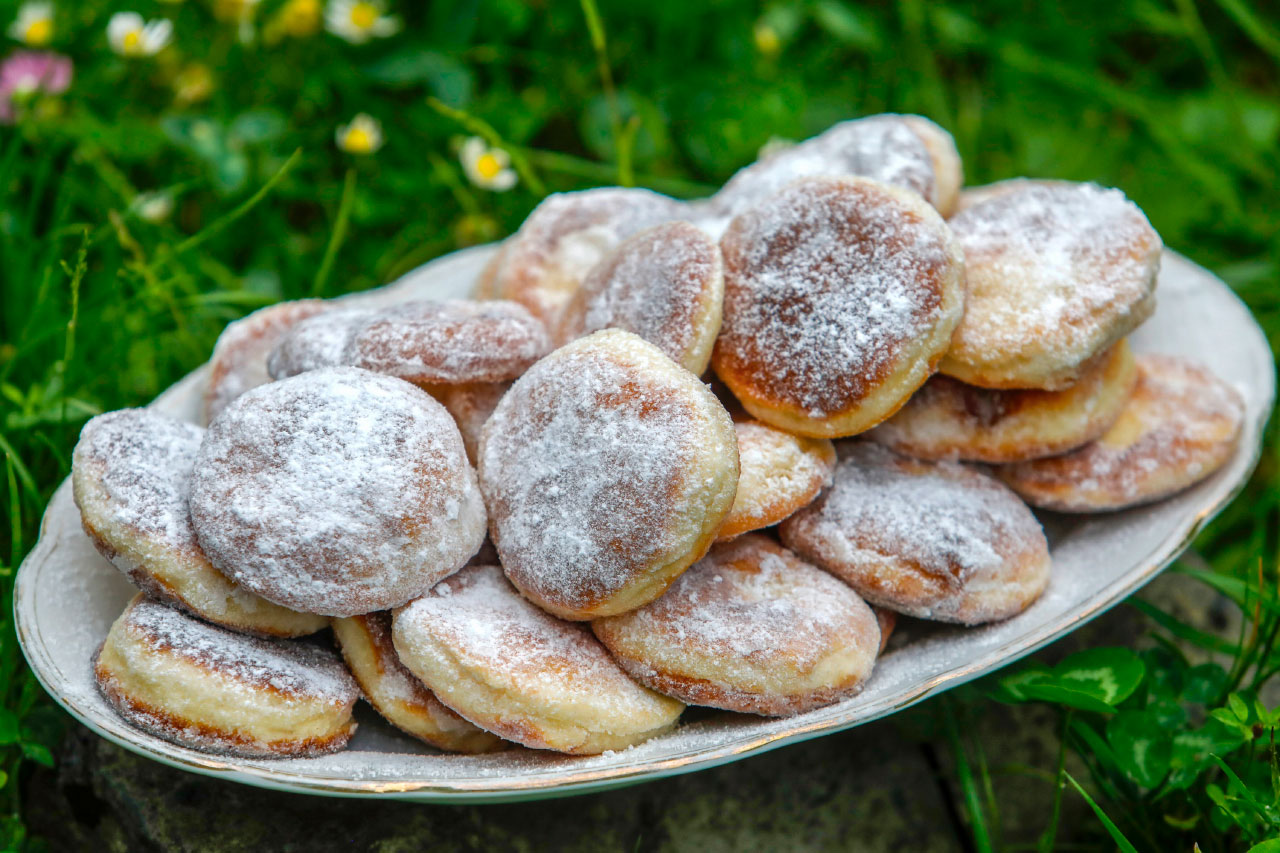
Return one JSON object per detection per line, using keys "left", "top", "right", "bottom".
{"left": 73, "top": 114, "right": 1247, "bottom": 760}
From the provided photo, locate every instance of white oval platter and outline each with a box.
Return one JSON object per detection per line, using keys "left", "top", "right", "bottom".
{"left": 15, "top": 245, "right": 1275, "bottom": 802}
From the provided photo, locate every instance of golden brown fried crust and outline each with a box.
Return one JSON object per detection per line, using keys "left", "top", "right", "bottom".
{"left": 870, "top": 340, "right": 1138, "bottom": 463}
{"left": 711, "top": 177, "right": 965, "bottom": 438}
{"left": 995, "top": 355, "right": 1244, "bottom": 512}
{"left": 716, "top": 421, "right": 835, "bottom": 541}
{"left": 333, "top": 613, "right": 503, "bottom": 753}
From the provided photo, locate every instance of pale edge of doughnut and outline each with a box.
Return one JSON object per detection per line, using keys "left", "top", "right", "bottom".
{"left": 994, "top": 355, "right": 1246, "bottom": 512}
{"left": 870, "top": 339, "right": 1139, "bottom": 463}
{"left": 899, "top": 115, "right": 964, "bottom": 217}
{"left": 331, "top": 614, "right": 503, "bottom": 753}
{"left": 715, "top": 177, "right": 967, "bottom": 438}
{"left": 71, "top": 435, "right": 328, "bottom": 639}
{"left": 391, "top": 573, "right": 684, "bottom": 755}
{"left": 592, "top": 538, "right": 880, "bottom": 716}
{"left": 94, "top": 596, "right": 357, "bottom": 758}
{"left": 716, "top": 421, "right": 836, "bottom": 541}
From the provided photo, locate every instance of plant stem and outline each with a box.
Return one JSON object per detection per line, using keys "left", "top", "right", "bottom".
{"left": 312, "top": 169, "right": 357, "bottom": 298}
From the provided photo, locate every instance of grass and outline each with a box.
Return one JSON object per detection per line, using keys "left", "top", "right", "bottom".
{"left": 1, "top": 0, "right": 1278, "bottom": 848}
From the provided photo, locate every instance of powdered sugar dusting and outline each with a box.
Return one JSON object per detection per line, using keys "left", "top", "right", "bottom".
{"left": 714, "top": 177, "right": 958, "bottom": 417}
{"left": 479, "top": 331, "right": 736, "bottom": 615}
{"left": 713, "top": 115, "right": 937, "bottom": 220}
{"left": 74, "top": 409, "right": 204, "bottom": 549}
{"left": 559, "top": 221, "right": 723, "bottom": 373}
{"left": 784, "top": 443, "right": 1038, "bottom": 586}
{"left": 397, "top": 565, "right": 667, "bottom": 710}
{"left": 946, "top": 182, "right": 1161, "bottom": 374}
{"left": 267, "top": 308, "right": 374, "bottom": 379}
{"left": 722, "top": 421, "right": 834, "bottom": 536}
{"left": 204, "top": 300, "right": 328, "bottom": 422}
{"left": 189, "top": 367, "right": 486, "bottom": 616}
{"left": 346, "top": 299, "right": 550, "bottom": 385}
{"left": 122, "top": 597, "right": 357, "bottom": 701}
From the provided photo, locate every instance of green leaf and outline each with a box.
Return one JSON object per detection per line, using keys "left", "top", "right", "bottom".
{"left": 1182, "top": 663, "right": 1229, "bottom": 704}
{"left": 1228, "top": 693, "right": 1250, "bottom": 722}
{"left": 229, "top": 110, "right": 286, "bottom": 145}
{"left": 810, "top": 1, "right": 882, "bottom": 51}
{"left": 0, "top": 709, "right": 19, "bottom": 745}
{"left": 20, "top": 741, "right": 53, "bottom": 768}
{"left": 1064, "top": 773, "right": 1140, "bottom": 853}
{"left": 1053, "top": 648, "right": 1146, "bottom": 706}
{"left": 1106, "top": 710, "right": 1172, "bottom": 788}
{"left": 1247, "top": 840, "right": 1280, "bottom": 853}
{"left": 364, "top": 51, "right": 474, "bottom": 106}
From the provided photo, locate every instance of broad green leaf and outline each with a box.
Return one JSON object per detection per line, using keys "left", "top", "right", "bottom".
{"left": 1106, "top": 711, "right": 1172, "bottom": 788}
{"left": 1228, "top": 693, "right": 1249, "bottom": 722}
{"left": 1247, "top": 840, "right": 1280, "bottom": 853}
{"left": 811, "top": 1, "right": 882, "bottom": 51}
{"left": 364, "top": 51, "right": 474, "bottom": 106}
{"left": 229, "top": 110, "right": 286, "bottom": 145}
{"left": 20, "top": 741, "right": 53, "bottom": 767}
{"left": 1182, "top": 663, "right": 1229, "bottom": 704}
{"left": 1052, "top": 648, "right": 1146, "bottom": 707}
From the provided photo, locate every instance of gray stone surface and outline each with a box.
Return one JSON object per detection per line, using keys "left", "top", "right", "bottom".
{"left": 24, "top": 570, "right": 1231, "bottom": 852}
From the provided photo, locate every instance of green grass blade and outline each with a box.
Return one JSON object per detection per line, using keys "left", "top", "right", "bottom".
{"left": 1064, "top": 773, "right": 1139, "bottom": 853}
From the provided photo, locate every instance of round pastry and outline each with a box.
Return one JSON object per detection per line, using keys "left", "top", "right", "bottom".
{"left": 331, "top": 612, "right": 502, "bottom": 753}
{"left": 951, "top": 178, "right": 1071, "bottom": 217}
{"left": 267, "top": 308, "right": 373, "bottom": 379}
{"left": 489, "top": 187, "right": 685, "bottom": 324}
{"left": 711, "top": 114, "right": 942, "bottom": 222}
{"left": 345, "top": 299, "right": 550, "bottom": 386}
{"left": 556, "top": 221, "right": 724, "bottom": 375}
{"left": 472, "top": 243, "right": 507, "bottom": 300}
{"left": 711, "top": 176, "right": 965, "bottom": 438}
{"left": 874, "top": 608, "right": 897, "bottom": 654}
{"left": 95, "top": 594, "right": 359, "bottom": 758}
{"left": 425, "top": 381, "right": 510, "bottom": 465}
{"left": 900, "top": 115, "right": 964, "bottom": 217}
{"left": 190, "top": 367, "right": 487, "bottom": 617}
{"left": 780, "top": 442, "right": 1051, "bottom": 625}
{"left": 592, "top": 535, "right": 881, "bottom": 716}
{"left": 996, "top": 355, "right": 1245, "bottom": 512}
{"left": 717, "top": 420, "right": 835, "bottom": 541}
{"left": 72, "top": 409, "right": 327, "bottom": 638}
{"left": 939, "top": 181, "right": 1162, "bottom": 390}
{"left": 204, "top": 299, "right": 327, "bottom": 423}
{"left": 479, "top": 329, "right": 739, "bottom": 621}
{"left": 869, "top": 339, "right": 1138, "bottom": 463}
{"left": 392, "top": 565, "right": 684, "bottom": 755}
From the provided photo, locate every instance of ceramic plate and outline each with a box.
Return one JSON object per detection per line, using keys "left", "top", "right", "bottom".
{"left": 15, "top": 246, "right": 1274, "bottom": 802}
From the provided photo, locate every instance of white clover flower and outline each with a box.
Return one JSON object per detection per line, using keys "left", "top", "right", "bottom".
{"left": 107, "top": 12, "right": 172, "bottom": 57}
{"left": 7, "top": 3, "right": 54, "bottom": 47}
{"left": 460, "top": 137, "right": 516, "bottom": 192}
{"left": 335, "top": 113, "right": 383, "bottom": 154}
{"left": 133, "top": 192, "right": 174, "bottom": 223}
{"left": 325, "top": 0, "right": 399, "bottom": 44}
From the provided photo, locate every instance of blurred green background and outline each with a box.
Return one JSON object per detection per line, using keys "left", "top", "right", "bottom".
{"left": 1, "top": 0, "right": 1278, "bottom": 849}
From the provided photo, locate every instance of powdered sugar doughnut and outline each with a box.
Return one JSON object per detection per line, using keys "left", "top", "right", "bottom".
{"left": 425, "top": 382, "right": 510, "bottom": 465}
{"left": 996, "top": 355, "right": 1245, "bottom": 512}
{"left": 940, "top": 182, "right": 1162, "bottom": 390}
{"left": 331, "top": 613, "right": 502, "bottom": 753}
{"left": 204, "top": 300, "right": 327, "bottom": 423}
{"left": 72, "top": 409, "right": 327, "bottom": 638}
{"left": 717, "top": 420, "right": 835, "bottom": 541}
{"left": 592, "top": 535, "right": 880, "bottom": 716}
{"left": 479, "top": 329, "right": 739, "bottom": 620}
{"left": 392, "top": 565, "right": 684, "bottom": 755}
{"left": 267, "top": 308, "right": 373, "bottom": 379}
{"left": 780, "top": 443, "right": 1051, "bottom": 625}
{"left": 95, "top": 595, "right": 359, "bottom": 758}
{"left": 899, "top": 115, "right": 963, "bottom": 217}
{"left": 712, "top": 176, "right": 965, "bottom": 438}
{"left": 951, "top": 178, "right": 1072, "bottom": 217}
{"left": 190, "top": 367, "right": 486, "bottom": 616}
{"left": 491, "top": 188, "right": 685, "bottom": 324}
{"left": 472, "top": 243, "right": 507, "bottom": 300}
{"left": 870, "top": 340, "right": 1138, "bottom": 463}
{"left": 345, "top": 299, "right": 550, "bottom": 386}
{"left": 557, "top": 221, "right": 724, "bottom": 375}
{"left": 711, "top": 115, "right": 941, "bottom": 224}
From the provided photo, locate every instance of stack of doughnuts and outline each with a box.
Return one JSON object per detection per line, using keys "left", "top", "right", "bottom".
{"left": 74, "top": 113, "right": 1246, "bottom": 760}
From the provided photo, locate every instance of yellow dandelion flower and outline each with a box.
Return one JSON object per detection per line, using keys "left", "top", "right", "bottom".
{"left": 278, "top": 0, "right": 322, "bottom": 37}
{"left": 335, "top": 113, "right": 383, "bottom": 155}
